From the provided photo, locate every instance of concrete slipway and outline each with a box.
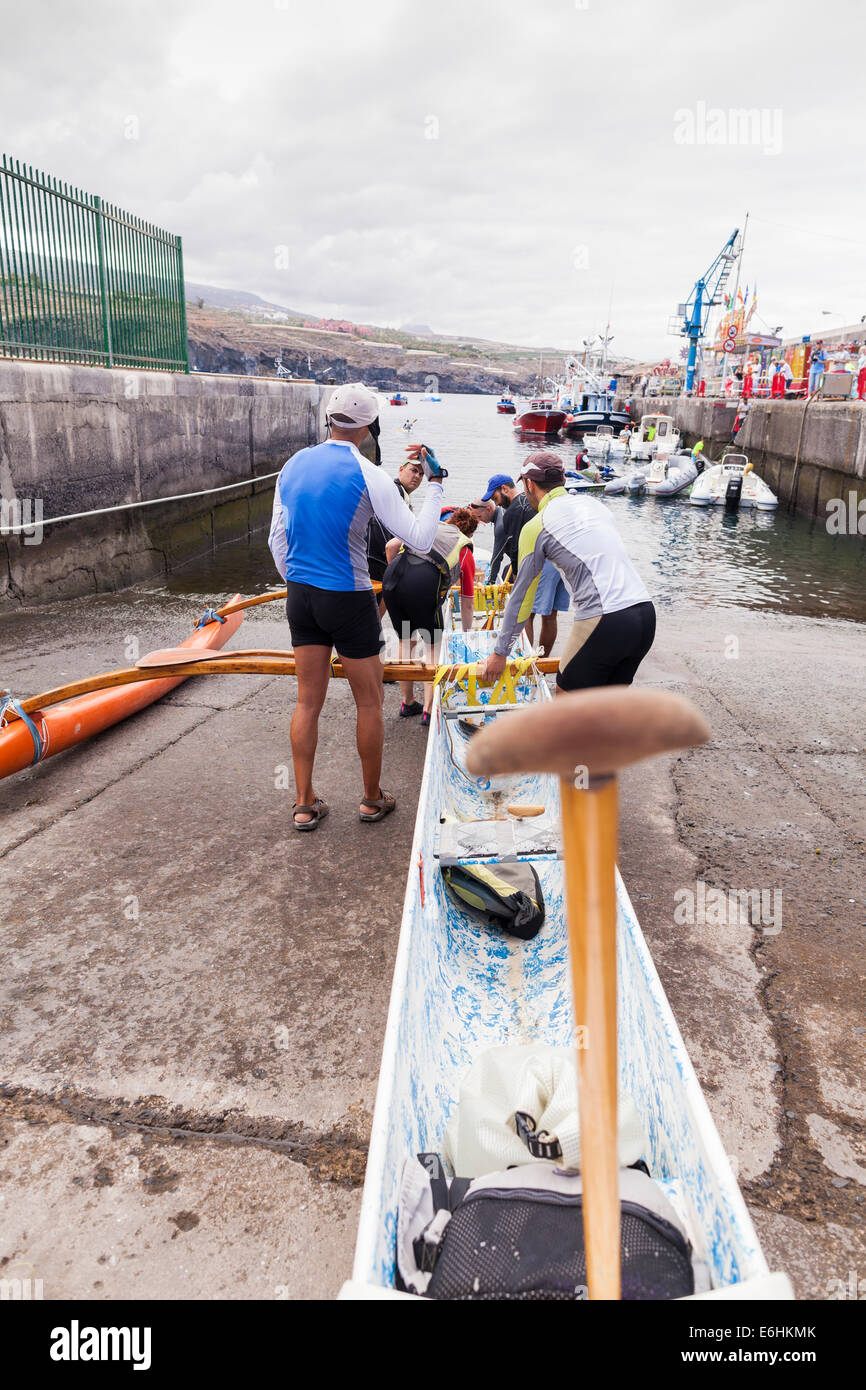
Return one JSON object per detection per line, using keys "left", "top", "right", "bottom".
{"left": 0, "top": 592, "right": 864, "bottom": 1300}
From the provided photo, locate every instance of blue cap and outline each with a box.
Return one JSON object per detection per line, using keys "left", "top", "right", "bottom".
{"left": 481, "top": 473, "right": 514, "bottom": 501}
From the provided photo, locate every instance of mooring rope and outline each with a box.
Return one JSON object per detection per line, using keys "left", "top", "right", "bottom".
{"left": 1, "top": 472, "right": 282, "bottom": 535}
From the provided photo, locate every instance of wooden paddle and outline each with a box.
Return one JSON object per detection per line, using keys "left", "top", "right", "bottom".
{"left": 465, "top": 687, "right": 710, "bottom": 1301}
{"left": 214, "top": 583, "right": 381, "bottom": 617}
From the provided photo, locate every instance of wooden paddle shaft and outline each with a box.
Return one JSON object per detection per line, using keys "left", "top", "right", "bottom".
{"left": 10, "top": 658, "right": 560, "bottom": 720}
{"left": 216, "top": 584, "right": 380, "bottom": 617}
{"left": 559, "top": 773, "right": 621, "bottom": 1301}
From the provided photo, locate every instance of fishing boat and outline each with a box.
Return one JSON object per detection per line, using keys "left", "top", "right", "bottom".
{"left": 341, "top": 616, "right": 790, "bottom": 1300}
{"left": 562, "top": 408, "right": 631, "bottom": 439}
{"left": 645, "top": 451, "right": 699, "bottom": 499}
{"left": 389, "top": 392, "right": 409, "bottom": 406}
{"left": 0, "top": 600, "right": 243, "bottom": 780}
{"left": 496, "top": 394, "right": 516, "bottom": 414}
{"left": 689, "top": 453, "right": 779, "bottom": 511}
{"left": 629, "top": 413, "right": 680, "bottom": 462}
{"left": 513, "top": 397, "right": 566, "bottom": 435}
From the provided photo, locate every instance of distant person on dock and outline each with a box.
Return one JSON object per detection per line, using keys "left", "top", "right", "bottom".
{"left": 741, "top": 363, "right": 754, "bottom": 401}
{"left": 382, "top": 506, "right": 477, "bottom": 726}
{"left": 857, "top": 344, "right": 866, "bottom": 401}
{"left": 268, "top": 383, "right": 445, "bottom": 830}
{"left": 771, "top": 363, "right": 786, "bottom": 399}
{"left": 779, "top": 358, "right": 794, "bottom": 396}
{"left": 808, "top": 343, "right": 826, "bottom": 395}
{"left": 479, "top": 453, "right": 655, "bottom": 692}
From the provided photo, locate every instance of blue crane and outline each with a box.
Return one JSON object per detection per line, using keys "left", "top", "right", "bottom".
{"left": 678, "top": 229, "right": 740, "bottom": 392}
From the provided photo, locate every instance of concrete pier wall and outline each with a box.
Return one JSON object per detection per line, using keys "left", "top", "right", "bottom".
{"left": 0, "top": 362, "right": 329, "bottom": 609}
{"left": 625, "top": 395, "right": 866, "bottom": 525}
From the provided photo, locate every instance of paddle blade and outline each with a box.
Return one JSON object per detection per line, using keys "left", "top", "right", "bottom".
{"left": 137, "top": 647, "right": 226, "bottom": 668}
{"left": 465, "top": 686, "right": 710, "bottom": 779}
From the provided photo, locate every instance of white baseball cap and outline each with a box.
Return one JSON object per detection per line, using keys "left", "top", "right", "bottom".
{"left": 325, "top": 382, "right": 379, "bottom": 428}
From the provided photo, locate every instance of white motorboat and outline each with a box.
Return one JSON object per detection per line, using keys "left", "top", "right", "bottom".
{"left": 689, "top": 453, "right": 779, "bottom": 511}
{"left": 584, "top": 424, "right": 630, "bottom": 464}
{"left": 645, "top": 451, "right": 699, "bottom": 499}
{"left": 630, "top": 414, "right": 680, "bottom": 461}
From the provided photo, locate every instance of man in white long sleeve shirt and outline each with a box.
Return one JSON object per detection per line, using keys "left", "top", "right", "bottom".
{"left": 268, "top": 382, "right": 445, "bottom": 829}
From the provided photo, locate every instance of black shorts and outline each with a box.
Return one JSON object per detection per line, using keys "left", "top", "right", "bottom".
{"left": 382, "top": 553, "right": 444, "bottom": 645}
{"left": 557, "top": 601, "right": 656, "bottom": 692}
{"left": 286, "top": 581, "right": 384, "bottom": 660}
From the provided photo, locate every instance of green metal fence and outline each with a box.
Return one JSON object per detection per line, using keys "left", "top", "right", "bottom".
{"left": 0, "top": 154, "right": 188, "bottom": 372}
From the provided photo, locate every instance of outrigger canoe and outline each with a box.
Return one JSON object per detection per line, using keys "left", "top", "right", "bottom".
{"left": 342, "top": 614, "right": 791, "bottom": 1300}
{"left": 0, "top": 598, "right": 243, "bottom": 780}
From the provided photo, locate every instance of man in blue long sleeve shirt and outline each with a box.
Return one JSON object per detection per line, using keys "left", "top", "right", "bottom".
{"left": 269, "top": 383, "right": 444, "bottom": 829}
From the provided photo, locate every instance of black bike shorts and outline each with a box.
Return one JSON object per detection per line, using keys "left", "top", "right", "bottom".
{"left": 286, "top": 582, "right": 384, "bottom": 660}
{"left": 382, "top": 554, "right": 444, "bottom": 646}
{"left": 557, "top": 601, "right": 656, "bottom": 692}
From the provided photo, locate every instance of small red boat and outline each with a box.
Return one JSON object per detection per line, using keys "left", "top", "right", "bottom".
{"left": 390, "top": 392, "right": 409, "bottom": 406}
{"left": 496, "top": 394, "right": 516, "bottom": 414}
{"left": 513, "top": 397, "right": 566, "bottom": 435}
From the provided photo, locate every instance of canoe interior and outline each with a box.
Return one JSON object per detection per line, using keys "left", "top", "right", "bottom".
{"left": 353, "top": 626, "right": 768, "bottom": 1297}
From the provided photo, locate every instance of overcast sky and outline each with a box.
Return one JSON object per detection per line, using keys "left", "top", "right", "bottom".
{"left": 2, "top": 0, "right": 864, "bottom": 359}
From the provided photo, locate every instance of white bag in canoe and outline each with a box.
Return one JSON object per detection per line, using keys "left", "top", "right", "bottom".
{"left": 444, "top": 1043, "right": 647, "bottom": 1177}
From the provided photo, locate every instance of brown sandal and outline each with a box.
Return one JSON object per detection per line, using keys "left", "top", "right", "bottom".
{"left": 359, "top": 789, "right": 396, "bottom": 823}
{"left": 293, "top": 798, "right": 329, "bottom": 831}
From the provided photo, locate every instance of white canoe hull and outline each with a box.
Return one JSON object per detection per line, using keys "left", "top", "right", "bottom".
{"left": 349, "top": 624, "right": 788, "bottom": 1299}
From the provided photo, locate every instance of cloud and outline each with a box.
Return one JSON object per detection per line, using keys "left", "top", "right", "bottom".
{"left": 1, "top": 0, "right": 864, "bottom": 357}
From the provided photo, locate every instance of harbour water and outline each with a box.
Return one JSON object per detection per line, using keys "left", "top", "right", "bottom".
{"left": 159, "top": 392, "right": 866, "bottom": 625}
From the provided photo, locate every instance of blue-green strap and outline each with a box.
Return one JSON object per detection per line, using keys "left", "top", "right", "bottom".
{"left": 195, "top": 607, "right": 226, "bottom": 629}
{"left": 0, "top": 692, "right": 45, "bottom": 765}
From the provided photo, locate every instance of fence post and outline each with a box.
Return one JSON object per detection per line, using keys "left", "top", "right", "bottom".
{"left": 176, "top": 234, "right": 189, "bottom": 373}
{"left": 93, "top": 194, "right": 114, "bottom": 368}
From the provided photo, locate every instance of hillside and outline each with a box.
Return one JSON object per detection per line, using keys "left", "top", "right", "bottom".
{"left": 185, "top": 299, "right": 568, "bottom": 394}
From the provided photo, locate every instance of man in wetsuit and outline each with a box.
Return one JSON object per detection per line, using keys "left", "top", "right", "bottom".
{"left": 479, "top": 452, "right": 655, "bottom": 692}
{"left": 268, "top": 383, "right": 445, "bottom": 829}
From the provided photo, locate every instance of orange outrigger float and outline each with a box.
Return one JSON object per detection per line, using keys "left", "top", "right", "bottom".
{"left": 0, "top": 596, "right": 244, "bottom": 781}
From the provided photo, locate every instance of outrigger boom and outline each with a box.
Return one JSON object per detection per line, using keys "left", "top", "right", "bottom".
{"left": 0, "top": 581, "right": 518, "bottom": 779}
